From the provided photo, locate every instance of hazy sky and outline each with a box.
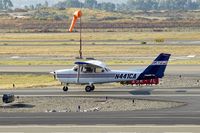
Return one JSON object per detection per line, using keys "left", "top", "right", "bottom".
{"left": 12, "top": 0, "right": 126, "bottom": 8}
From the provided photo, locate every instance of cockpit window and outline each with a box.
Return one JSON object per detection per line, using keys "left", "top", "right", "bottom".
{"left": 82, "top": 66, "right": 94, "bottom": 73}
{"left": 73, "top": 65, "right": 110, "bottom": 73}
{"left": 95, "top": 67, "right": 110, "bottom": 73}
{"left": 95, "top": 67, "right": 104, "bottom": 73}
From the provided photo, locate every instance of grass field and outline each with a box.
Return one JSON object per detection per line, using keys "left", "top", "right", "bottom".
{"left": 1, "top": 32, "right": 200, "bottom": 41}
{"left": 0, "top": 45, "right": 199, "bottom": 57}
{"left": 0, "top": 41, "right": 141, "bottom": 46}
{"left": 0, "top": 74, "right": 58, "bottom": 89}
{"left": 0, "top": 74, "right": 119, "bottom": 89}
{"left": 0, "top": 32, "right": 200, "bottom": 66}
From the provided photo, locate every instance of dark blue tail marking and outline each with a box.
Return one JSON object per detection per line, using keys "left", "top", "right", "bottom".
{"left": 138, "top": 53, "right": 171, "bottom": 80}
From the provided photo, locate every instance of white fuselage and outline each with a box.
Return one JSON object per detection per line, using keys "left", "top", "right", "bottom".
{"left": 55, "top": 69, "right": 141, "bottom": 85}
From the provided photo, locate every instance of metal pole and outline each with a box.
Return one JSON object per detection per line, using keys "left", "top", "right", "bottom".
{"left": 79, "top": 15, "right": 82, "bottom": 59}
{"left": 79, "top": 2, "right": 83, "bottom": 59}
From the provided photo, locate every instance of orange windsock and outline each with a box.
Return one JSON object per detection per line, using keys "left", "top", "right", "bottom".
{"left": 69, "top": 10, "right": 82, "bottom": 32}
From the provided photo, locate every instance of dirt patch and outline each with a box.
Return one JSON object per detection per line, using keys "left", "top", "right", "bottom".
{"left": 0, "top": 97, "right": 185, "bottom": 113}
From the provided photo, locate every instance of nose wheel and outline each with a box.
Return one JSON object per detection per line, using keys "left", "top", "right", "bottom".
{"left": 63, "top": 86, "right": 68, "bottom": 92}
{"left": 85, "top": 85, "right": 95, "bottom": 92}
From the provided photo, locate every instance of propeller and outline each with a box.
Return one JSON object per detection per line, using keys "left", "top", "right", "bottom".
{"left": 53, "top": 72, "right": 56, "bottom": 80}
{"left": 50, "top": 71, "right": 56, "bottom": 80}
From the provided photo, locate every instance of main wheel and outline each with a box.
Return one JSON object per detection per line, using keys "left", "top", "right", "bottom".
{"left": 91, "top": 85, "right": 95, "bottom": 91}
{"left": 85, "top": 86, "right": 93, "bottom": 92}
{"left": 63, "top": 86, "right": 68, "bottom": 92}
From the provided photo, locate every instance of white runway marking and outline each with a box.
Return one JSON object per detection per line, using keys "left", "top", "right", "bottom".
{"left": 0, "top": 125, "right": 200, "bottom": 128}
{"left": 9, "top": 94, "right": 200, "bottom": 97}
{"left": 187, "top": 55, "right": 196, "bottom": 58}
{"left": 164, "top": 132, "right": 192, "bottom": 133}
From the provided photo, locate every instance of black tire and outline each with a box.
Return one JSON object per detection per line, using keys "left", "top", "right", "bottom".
{"left": 91, "top": 85, "right": 95, "bottom": 91}
{"left": 85, "top": 86, "right": 93, "bottom": 92}
{"left": 63, "top": 86, "right": 68, "bottom": 92}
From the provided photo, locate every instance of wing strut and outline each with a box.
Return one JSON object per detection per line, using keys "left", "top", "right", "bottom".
{"left": 77, "top": 64, "right": 81, "bottom": 83}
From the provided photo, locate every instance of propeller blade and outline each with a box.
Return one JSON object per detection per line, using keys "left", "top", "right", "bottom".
{"left": 53, "top": 72, "right": 56, "bottom": 80}
{"left": 50, "top": 71, "right": 56, "bottom": 80}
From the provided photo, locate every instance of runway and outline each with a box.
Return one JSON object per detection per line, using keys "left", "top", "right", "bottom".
{"left": 1, "top": 125, "right": 200, "bottom": 133}
{"left": 0, "top": 111, "right": 200, "bottom": 125}
{"left": 0, "top": 87, "right": 200, "bottom": 125}
{"left": 1, "top": 39, "right": 200, "bottom": 46}
{"left": 0, "top": 87, "right": 200, "bottom": 96}
{"left": 1, "top": 55, "right": 199, "bottom": 61}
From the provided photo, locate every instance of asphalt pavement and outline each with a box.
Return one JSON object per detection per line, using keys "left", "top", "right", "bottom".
{"left": 1, "top": 125, "right": 200, "bottom": 133}
{"left": 0, "top": 87, "right": 200, "bottom": 125}
{"left": 1, "top": 40, "right": 200, "bottom": 46}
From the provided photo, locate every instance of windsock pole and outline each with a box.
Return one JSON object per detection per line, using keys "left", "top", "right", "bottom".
{"left": 69, "top": 10, "right": 83, "bottom": 59}
{"left": 79, "top": 13, "right": 82, "bottom": 59}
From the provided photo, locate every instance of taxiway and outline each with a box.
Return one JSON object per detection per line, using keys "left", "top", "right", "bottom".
{"left": 0, "top": 87, "right": 200, "bottom": 125}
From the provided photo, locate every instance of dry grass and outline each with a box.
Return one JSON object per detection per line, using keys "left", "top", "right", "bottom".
{"left": 0, "top": 60, "right": 74, "bottom": 65}
{"left": 1, "top": 32, "right": 200, "bottom": 41}
{"left": 0, "top": 45, "right": 199, "bottom": 57}
{"left": 0, "top": 74, "right": 58, "bottom": 89}
{"left": 0, "top": 41, "right": 140, "bottom": 45}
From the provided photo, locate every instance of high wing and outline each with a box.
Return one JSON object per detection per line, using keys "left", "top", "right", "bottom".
{"left": 75, "top": 60, "right": 107, "bottom": 68}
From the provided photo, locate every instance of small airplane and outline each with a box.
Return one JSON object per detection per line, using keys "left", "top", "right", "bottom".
{"left": 51, "top": 53, "right": 171, "bottom": 92}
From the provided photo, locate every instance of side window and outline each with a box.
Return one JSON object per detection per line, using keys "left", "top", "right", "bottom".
{"left": 96, "top": 68, "right": 104, "bottom": 73}
{"left": 82, "top": 66, "right": 93, "bottom": 73}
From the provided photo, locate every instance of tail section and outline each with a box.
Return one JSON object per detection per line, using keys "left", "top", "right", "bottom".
{"left": 138, "top": 53, "right": 171, "bottom": 80}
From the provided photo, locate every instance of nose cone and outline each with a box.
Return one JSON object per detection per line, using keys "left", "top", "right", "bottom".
{"left": 50, "top": 71, "right": 55, "bottom": 75}
{"left": 50, "top": 71, "right": 57, "bottom": 80}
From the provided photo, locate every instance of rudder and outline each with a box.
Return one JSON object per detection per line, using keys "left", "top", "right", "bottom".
{"left": 138, "top": 53, "right": 171, "bottom": 80}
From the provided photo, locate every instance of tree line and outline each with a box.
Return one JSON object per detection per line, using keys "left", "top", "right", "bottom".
{"left": 24, "top": 1, "right": 49, "bottom": 10}
{"left": 2, "top": 0, "right": 200, "bottom": 12}
{"left": 123, "top": 0, "right": 200, "bottom": 11}
{"left": 54, "top": 0, "right": 116, "bottom": 12}
{"left": 0, "top": 0, "right": 13, "bottom": 10}
{"left": 54, "top": 0, "right": 200, "bottom": 11}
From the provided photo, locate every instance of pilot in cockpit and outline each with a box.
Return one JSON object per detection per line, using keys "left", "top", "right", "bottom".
{"left": 82, "top": 66, "right": 93, "bottom": 73}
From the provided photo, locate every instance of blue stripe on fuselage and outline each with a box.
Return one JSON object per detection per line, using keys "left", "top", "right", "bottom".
{"left": 57, "top": 74, "right": 116, "bottom": 78}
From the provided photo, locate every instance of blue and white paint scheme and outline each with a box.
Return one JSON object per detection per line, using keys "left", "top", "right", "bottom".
{"left": 51, "top": 53, "right": 171, "bottom": 92}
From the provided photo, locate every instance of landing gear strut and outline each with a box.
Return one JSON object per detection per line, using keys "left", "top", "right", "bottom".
{"left": 63, "top": 86, "right": 68, "bottom": 92}
{"left": 85, "top": 85, "right": 95, "bottom": 92}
